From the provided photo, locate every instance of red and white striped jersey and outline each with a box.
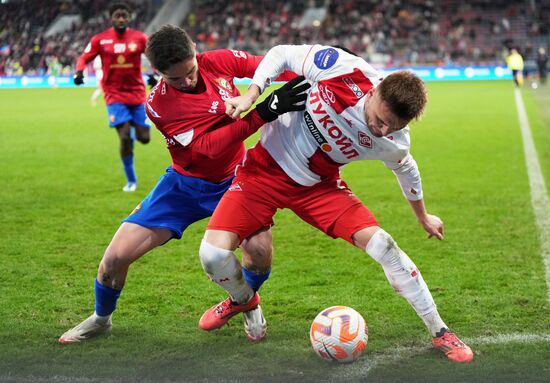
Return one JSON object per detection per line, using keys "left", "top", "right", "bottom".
{"left": 250, "top": 45, "right": 423, "bottom": 200}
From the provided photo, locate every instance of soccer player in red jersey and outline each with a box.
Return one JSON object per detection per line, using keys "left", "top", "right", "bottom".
{"left": 59, "top": 26, "right": 308, "bottom": 344}
{"left": 198, "top": 44, "right": 474, "bottom": 363}
{"left": 73, "top": 3, "right": 154, "bottom": 192}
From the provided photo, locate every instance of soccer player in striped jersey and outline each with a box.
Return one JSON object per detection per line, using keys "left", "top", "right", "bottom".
{"left": 198, "top": 44, "right": 474, "bottom": 363}
{"left": 59, "top": 26, "right": 308, "bottom": 344}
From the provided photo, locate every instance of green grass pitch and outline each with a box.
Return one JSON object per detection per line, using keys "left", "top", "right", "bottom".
{"left": 1, "top": 81, "right": 550, "bottom": 383}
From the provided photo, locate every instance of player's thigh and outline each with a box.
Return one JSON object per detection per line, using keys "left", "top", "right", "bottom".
{"left": 207, "top": 188, "right": 277, "bottom": 245}
{"left": 292, "top": 179, "right": 379, "bottom": 245}
{"left": 104, "top": 222, "right": 173, "bottom": 265}
{"left": 124, "top": 168, "right": 216, "bottom": 239}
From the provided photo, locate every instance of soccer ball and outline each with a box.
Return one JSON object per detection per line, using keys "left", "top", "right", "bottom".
{"left": 309, "top": 306, "right": 368, "bottom": 363}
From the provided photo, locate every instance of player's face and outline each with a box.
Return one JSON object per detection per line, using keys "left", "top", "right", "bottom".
{"left": 160, "top": 56, "right": 199, "bottom": 91}
{"left": 111, "top": 9, "right": 130, "bottom": 32}
{"left": 363, "top": 89, "right": 407, "bottom": 137}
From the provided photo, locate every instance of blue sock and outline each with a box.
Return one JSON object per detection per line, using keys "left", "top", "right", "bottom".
{"left": 94, "top": 279, "right": 122, "bottom": 316}
{"left": 121, "top": 155, "right": 137, "bottom": 184}
{"left": 242, "top": 267, "right": 271, "bottom": 291}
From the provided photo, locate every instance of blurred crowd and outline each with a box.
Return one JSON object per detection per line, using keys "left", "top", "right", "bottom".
{"left": 1, "top": 0, "right": 550, "bottom": 76}
{"left": 184, "top": 0, "right": 550, "bottom": 68}
{"left": 0, "top": 0, "right": 158, "bottom": 76}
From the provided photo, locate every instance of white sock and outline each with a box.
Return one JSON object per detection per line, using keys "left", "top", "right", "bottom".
{"left": 421, "top": 310, "right": 448, "bottom": 337}
{"left": 365, "top": 229, "right": 446, "bottom": 336}
{"left": 199, "top": 240, "right": 253, "bottom": 304}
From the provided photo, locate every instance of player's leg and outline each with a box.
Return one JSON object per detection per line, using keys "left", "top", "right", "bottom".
{"left": 115, "top": 121, "right": 137, "bottom": 191}
{"left": 129, "top": 104, "right": 151, "bottom": 145}
{"left": 107, "top": 103, "right": 137, "bottom": 191}
{"left": 240, "top": 227, "right": 273, "bottom": 341}
{"left": 351, "top": 226, "right": 473, "bottom": 363}
{"left": 59, "top": 168, "right": 202, "bottom": 343}
{"left": 198, "top": 229, "right": 261, "bottom": 331}
{"left": 90, "top": 87, "right": 102, "bottom": 107}
{"left": 198, "top": 184, "right": 277, "bottom": 332}
{"left": 293, "top": 179, "right": 473, "bottom": 362}
{"left": 59, "top": 223, "right": 172, "bottom": 344}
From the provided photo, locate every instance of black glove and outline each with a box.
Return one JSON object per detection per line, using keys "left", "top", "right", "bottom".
{"left": 147, "top": 74, "right": 158, "bottom": 87}
{"left": 73, "top": 71, "right": 84, "bottom": 86}
{"left": 256, "top": 75, "right": 311, "bottom": 122}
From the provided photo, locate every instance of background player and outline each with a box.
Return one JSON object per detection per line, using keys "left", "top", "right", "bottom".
{"left": 58, "top": 26, "right": 308, "bottom": 344}
{"left": 197, "top": 44, "right": 474, "bottom": 363}
{"left": 73, "top": 2, "right": 153, "bottom": 192}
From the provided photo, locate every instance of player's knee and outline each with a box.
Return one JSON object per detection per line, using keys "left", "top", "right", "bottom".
{"left": 137, "top": 130, "right": 150, "bottom": 144}
{"left": 366, "top": 229, "right": 419, "bottom": 274}
{"left": 101, "top": 248, "right": 132, "bottom": 273}
{"left": 365, "top": 229, "right": 400, "bottom": 264}
{"left": 199, "top": 240, "right": 233, "bottom": 274}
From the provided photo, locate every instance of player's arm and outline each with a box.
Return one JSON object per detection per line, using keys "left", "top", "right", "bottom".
{"left": 74, "top": 37, "right": 100, "bottom": 85}
{"left": 193, "top": 76, "right": 310, "bottom": 158}
{"left": 384, "top": 154, "right": 444, "bottom": 240}
{"left": 226, "top": 45, "right": 312, "bottom": 118}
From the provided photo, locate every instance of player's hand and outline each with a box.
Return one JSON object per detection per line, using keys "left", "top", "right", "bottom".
{"left": 256, "top": 75, "right": 311, "bottom": 122}
{"left": 419, "top": 214, "right": 444, "bottom": 240}
{"left": 225, "top": 95, "right": 255, "bottom": 119}
{"left": 73, "top": 71, "right": 84, "bottom": 86}
{"left": 147, "top": 74, "right": 158, "bottom": 87}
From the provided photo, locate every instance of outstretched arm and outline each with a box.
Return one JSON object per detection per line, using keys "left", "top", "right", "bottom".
{"left": 408, "top": 199, "right": 444, "bottom": 240}
{"left": 385, "top": 153, "right": 443, "bottom": 240}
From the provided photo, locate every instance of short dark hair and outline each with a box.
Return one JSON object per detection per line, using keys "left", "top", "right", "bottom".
{"left": 109, "top": 2, "right": 131, "bottom": 16}
{"left": 146, "top": 25, "right": 195, "bottom": 72}
{"left": 378, "top": 71, "right": 427, "bottom": 121}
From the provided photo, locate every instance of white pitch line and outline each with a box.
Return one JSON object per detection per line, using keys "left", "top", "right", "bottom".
{"left": 1, "top": 333, "right": 549, "bottom": 383}
{"left": 514, "top": 88, "right": 550, "bottom": 301}
{"left": 333, "top": 332, "right": 550, "bottom": 381}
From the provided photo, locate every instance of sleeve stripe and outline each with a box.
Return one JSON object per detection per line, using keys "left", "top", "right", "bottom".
{"left": 301, "top": 45, "right": 316, "bottom": 76}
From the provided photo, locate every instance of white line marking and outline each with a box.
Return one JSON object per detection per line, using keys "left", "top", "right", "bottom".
{"left": 334, "top": 332, "right": 550, "bottom": 381}
{"left": 1, "top": 333, "right": 549, "bottom": 383}
{"left": 514, "top": 88, "right": 550, "bottom": 301}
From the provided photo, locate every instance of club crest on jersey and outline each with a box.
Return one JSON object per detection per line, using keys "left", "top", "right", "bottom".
{"left": 128, "top": 42, "right": 137, "bottom": 52}
{"left": 358, "top": 131, "right": 372, "bottom": 148}
{"left": 217, "top": 78, "right": 232, "bottom": 92}
{"left": 342, "top": 77, "right": 364, "bottom": 98}
{"left": 314, "top": 48, "right": 339, "bottom": 69}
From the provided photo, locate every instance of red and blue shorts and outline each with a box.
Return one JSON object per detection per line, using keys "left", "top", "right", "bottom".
{"left": 207, "top": 144, "right": 378, "bottom": 244}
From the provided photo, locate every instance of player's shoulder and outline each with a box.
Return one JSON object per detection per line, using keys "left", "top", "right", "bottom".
{"left": 386, "top": 127, "right": 411, "bottom": 148}
{"left": 127, "top": 28, "right": 147, "bottom": 39}
{"left": 309, "top": 44, "right": 380, "bottom": 79}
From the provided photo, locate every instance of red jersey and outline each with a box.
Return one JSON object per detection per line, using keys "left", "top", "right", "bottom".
{"left": 146, "top": 49, "right": 269, "bottom": 183}
{"left": 76, "top": 27, "right": 147, "bottom": 105}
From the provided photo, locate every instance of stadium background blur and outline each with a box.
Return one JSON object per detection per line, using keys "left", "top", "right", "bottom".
{"left": 0, "top": 0, "right": 549, "bottom": 78}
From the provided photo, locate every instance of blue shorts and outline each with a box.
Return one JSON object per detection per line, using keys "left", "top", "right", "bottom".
{"left": 123, "top": 167, "right": 233, "bottom": 239}
{"left": 106, "top": 103, "right": 150, "bottom": 128}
